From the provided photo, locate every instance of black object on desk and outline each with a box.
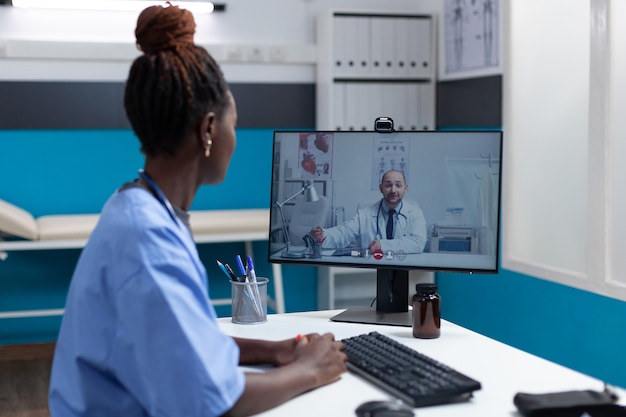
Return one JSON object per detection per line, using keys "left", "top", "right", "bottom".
{"left": 513, "top": 389, "right": 625, "bottom": 417}
{"left": 355, "top": 400, "right": 414, "bottom": 417}
{"left": 342, "top": 332, "right": 482, "bottom": 407}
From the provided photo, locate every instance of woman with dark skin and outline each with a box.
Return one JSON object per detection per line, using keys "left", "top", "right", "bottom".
{"left": 48, "top": 4, "right": 347, "bottom": 417}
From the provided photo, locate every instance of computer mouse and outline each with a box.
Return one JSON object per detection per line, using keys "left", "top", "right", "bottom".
{"left": 355, "top": 400, "right": 415, "bottom": 417}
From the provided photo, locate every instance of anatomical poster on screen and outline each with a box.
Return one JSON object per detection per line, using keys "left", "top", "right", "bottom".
{"left": 371, "top": 136, "right": 410, "bottom": 190}
{"left": 298, "top": 132, "right": 334, "bottom": 179}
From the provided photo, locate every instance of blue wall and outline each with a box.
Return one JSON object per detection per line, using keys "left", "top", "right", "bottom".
{"left": 1, "top": 128, "right": 625, "bottom": 389}
{"left": 0, "top": 128, "right": 318, "bottom": 344}
{"left": 0, "top": 128, "right": 274, "bottom": 215}
{"left": 438, "top": 269, "right": 626, "bottom": 388}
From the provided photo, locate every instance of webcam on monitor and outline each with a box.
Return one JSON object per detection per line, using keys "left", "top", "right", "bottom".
{"left": 374, "top": 117, "right": 394, "bottom": 133}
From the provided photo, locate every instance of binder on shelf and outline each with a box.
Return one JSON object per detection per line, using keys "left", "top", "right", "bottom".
{"left": 332, "top": 82, "right": 347, "bottom": 130}
{"left": 317, "top": 11, "right": 434, "bottom": 134}
{"left": 370, "top": 17, "right": 395, "bottom": 77}
{"left": 380, "top": 83, "right": 398, "bottom": 127}
{"left": 417, "top": 83, "right": 435, "bottom": 131}
{"left": 355, "top": 85, "right": 371, "bottom": 131}
{"left": 407, "top": 18, "right": 433, "bottom": 78}
{"left": 354, "top": 17, "right": 370, "bottom": 76}
{"left": 363, "top": 83, "right": 383, "bottom": 128}
{"left": 389, "top": 83, "right": 408, "bottom": 131}
{"left": 333, "top": 16, "right": 349, "bottom": 77}
{"left": 404, "top": 83, "right": 420, "bottom": 131}
{"left": 344, "top": 83, "right": 361, "bottom": 132}
{"left": 394, "top": 18, "right": 411, "bottom": 77}
{"left": 337, "top": 17, "right": 364, "bottom": 78}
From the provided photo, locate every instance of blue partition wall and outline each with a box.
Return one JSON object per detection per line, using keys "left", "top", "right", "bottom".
{"left": 0, "top": 128, "right": 319, "bottom": 344}
{"left": 438, "top": 269, "right": 626, "bottom": 389}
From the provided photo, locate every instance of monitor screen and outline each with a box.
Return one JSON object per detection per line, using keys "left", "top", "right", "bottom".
{"left": 268, "top": 129, "right": 503, "bottom": 325}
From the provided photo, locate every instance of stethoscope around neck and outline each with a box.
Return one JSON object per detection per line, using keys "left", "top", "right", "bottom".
{"left": 138, "top": 169, "right": 180, "bottom": 226}
{"left": 375, "top": 199, "right": 405, "bottom": 240}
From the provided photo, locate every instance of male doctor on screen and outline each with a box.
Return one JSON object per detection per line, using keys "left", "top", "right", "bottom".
{"left": 309, "top": 170, "right": 427, "bottom": 254}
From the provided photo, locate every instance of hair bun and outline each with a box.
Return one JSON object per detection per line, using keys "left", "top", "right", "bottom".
{"left": 135, "top": 3, "right": 196, "bottom": 53}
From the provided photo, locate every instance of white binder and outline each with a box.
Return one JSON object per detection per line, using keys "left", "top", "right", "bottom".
{"left": 332, "top": 82, "right": 347, "bottom": 130}
{"left": 332, "top": 17, "right": 348, "bottom": 77}
{"left": 394, "top": 18, "right": 411, "bottom": 77}
{"left": 354, "top": 17, "right": 371, "bottom": 76}
{"left": 417, "top": 83, "right": 435, "bottom": 131}
{"left": 408, "top": 18, "right": 433, "bottom": 78}
{"left": 370, "top": 17, "right": 395, "bottom": 77}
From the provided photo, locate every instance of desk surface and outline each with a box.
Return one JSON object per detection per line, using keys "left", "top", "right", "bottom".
{"left": 218, "top": 310, "right": 625, "bottom": 417}
{"left": 269, "top": 248, "right": 496, "bottom": 271}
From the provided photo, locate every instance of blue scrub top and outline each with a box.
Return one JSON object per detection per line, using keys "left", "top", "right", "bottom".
{"left": 48, "top": 185, "right": 245, "bottom": 417}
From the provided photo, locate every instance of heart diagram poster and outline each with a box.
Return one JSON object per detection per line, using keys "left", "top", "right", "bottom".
{"left": 298, "top": 132, "right": 334, "bottom": 179}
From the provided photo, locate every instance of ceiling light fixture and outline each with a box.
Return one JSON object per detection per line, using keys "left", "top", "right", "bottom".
{"left": 10, "top": 1, "right": 224, "bottom": 14}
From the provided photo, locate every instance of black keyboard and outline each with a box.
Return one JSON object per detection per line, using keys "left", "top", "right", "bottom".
{"left": 341, "top": 332, "right": 482, "bottom": 407}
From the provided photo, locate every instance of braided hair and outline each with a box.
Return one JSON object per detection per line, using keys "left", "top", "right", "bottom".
{"left": 124, "top": 3, "right": 230, "bottom": 157}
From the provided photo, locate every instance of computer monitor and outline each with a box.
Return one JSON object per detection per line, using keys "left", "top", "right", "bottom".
{"left": 268, "top": 129, "right": 502, "bottom": 326}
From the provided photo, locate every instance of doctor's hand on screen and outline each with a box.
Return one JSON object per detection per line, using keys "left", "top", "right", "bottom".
{"left": 310, "top": 225, "right": 326, "bottom": 244}
{"left": 368, "top": 239, "right": 382, "bottom": 252}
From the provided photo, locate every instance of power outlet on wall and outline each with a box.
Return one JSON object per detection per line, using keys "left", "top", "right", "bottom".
{"left": 246, "top": 45, "right": 266, "bottom": 62}
{"left": 268, "top": 46, "right": 287, "bottom": 62}
{"left": 225, "top": 45, "right": 244, "bottom": 62}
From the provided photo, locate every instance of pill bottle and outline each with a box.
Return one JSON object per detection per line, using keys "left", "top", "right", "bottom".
{"left": 412, "top": 283, "right": 441, "bottom": 339}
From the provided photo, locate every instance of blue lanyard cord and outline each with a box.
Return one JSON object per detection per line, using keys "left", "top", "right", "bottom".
{"left": 138, "top": 169, "right": 179, "bottom": 225}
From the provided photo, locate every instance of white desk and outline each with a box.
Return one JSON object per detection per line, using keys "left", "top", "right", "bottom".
{"left": 269, "top": 250, "right": 496, "bottom": 271}
{"left": 219, "top": 310, "right": 626, "bottom": 417}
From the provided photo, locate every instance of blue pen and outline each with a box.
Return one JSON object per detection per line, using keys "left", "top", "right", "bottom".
{"left": 224, "top": 259, "right": 258, "bottom": 316}
{"left": 247, "top": 256, "right": 257, "bottom": 283}
{"left": 235, "top": 255, "right": 247, "bottom": 279}
{"left": 216, "top": 260, "right": 237, "bottom": 281}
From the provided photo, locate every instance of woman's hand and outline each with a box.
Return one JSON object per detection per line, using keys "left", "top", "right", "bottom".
{"left": 291, "top": 333, "right": 347, "bottom": 386}
{"left": 228, "top": 333, "right": 347, "bottom": 416}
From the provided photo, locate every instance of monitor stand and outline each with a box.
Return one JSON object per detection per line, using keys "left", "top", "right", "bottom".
{"left": 330, "top": 269, "right": 413, "bottom": 327}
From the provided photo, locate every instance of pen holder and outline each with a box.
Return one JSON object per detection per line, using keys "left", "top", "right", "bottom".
{"left": 231, "top": 277, "right": 268, "bottom": 324}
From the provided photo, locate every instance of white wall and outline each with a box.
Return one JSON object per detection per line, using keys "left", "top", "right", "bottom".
{"left": 0, "top": 0, "right": 440, "bottom": 82}
{"left": 503, "top": 1, "right": 589, "bottom": 275}
{"left": 611, "top": 0, "right": 626, "bottom": 288}
{"left": 503, "top": 0, "right": 626, "bottom": 301}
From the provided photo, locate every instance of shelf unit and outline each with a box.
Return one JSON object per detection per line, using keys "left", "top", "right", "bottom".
{"left": 315, "top": 10, "right": 436, "bottom": 310}
{"left": 318, "top": 268, "right": 434, "bottom": 310}
{"left": 316, "top": 10, "right": 436, "bottom": 131}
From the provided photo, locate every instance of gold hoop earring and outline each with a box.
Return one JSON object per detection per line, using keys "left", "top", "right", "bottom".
{"left": 204, "top": 138, "right": 213, "bottom": 158}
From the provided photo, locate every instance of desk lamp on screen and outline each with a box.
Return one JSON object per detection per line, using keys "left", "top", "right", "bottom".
{"left": 275, "top": 180, "right": 319, "bottom": 259}
{"left": 267, "top": 120, "right": 503, "bottom": 327}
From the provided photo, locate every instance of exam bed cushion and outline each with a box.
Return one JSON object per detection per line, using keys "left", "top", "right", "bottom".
{"left": 1, "top": 198, "right": 269, "bottom": 243}
{"left": 0, "top": 198, "right": 39, "bottom": 240}
{"left": 0, "top": 198, "right": 99, "bottom": 241}
{"left": 189, "top": 209, "right": 268, "bottom": 236}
